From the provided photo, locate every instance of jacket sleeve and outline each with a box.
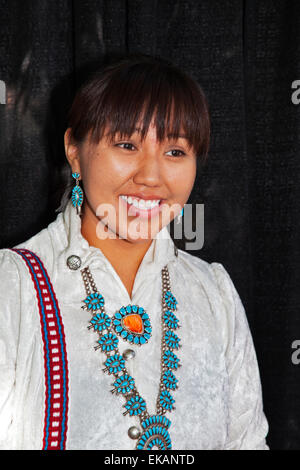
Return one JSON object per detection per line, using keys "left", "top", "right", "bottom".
{"left": 210, "top": 262, "right": 269, "bottom": 450}
{"left": 0, "top": 249, "right": 21, "bottom": 449}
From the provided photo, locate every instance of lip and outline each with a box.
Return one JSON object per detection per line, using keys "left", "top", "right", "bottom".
{"left": 119, "top": 195, "right": 163, "bottom": 220}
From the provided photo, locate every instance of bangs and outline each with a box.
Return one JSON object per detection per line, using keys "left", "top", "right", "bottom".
{"left": 68, "top": 57, "right": 210, "bottom": 160}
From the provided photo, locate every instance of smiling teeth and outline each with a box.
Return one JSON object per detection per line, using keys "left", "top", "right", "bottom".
{"left": 120, "top": 195, "right": 160, "bottom": 210}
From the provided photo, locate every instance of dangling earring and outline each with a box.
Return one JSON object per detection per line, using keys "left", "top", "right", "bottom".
{"left": 176, "top": 205, "right": 184, "bottom": 224}
{"left": 71, "top": 172, "right": 84, "bottom": 215}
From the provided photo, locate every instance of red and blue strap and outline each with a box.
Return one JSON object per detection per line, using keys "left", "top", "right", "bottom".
{"left": 10, "top": 248, "right": 69, "bottom": 450}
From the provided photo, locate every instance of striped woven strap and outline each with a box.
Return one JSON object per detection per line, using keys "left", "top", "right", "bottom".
{"left": 10, "top": 248, "right": 69, "bottom": 450}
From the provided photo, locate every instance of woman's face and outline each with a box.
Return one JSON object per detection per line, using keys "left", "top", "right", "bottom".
{"left": 65, "top": 119, "right": 197, "bottom": 243}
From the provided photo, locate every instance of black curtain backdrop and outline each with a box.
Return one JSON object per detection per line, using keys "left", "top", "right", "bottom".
{"left": 0, "top": 0, "right": 300, "bottom": 450}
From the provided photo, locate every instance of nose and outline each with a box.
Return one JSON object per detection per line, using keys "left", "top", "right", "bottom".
{"left": 132, "top": 148, "right": 162, "bottom": 187}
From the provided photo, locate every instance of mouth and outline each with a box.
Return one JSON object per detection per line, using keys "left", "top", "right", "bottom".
{"left": 119, "top": 194, "right": 164, "bottom": 219}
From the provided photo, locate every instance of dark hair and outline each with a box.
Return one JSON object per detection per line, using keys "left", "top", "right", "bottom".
{"left": 57, "top": 54, "right": 210, "bottom": 211}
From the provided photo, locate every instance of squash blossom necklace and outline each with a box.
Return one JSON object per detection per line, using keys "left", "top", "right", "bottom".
{"left": 80, "top": 262, "right": 181, "bottom": 450}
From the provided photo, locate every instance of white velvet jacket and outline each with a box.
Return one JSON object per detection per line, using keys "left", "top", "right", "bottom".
{"left": 0, "top": 199, "right": 269, "bottom": 450}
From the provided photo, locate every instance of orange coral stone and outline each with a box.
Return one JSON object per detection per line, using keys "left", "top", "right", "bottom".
{"left": 122, "top": 314, "right": 143, "bottom": 334}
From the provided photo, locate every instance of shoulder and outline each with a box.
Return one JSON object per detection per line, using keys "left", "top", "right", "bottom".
{"left": 0, "top": 211, "right": 65, "bottom": 289}
{"left": 11, "top": 211, "right": 65, "bottom": 272}
{"left": 0, "top": 249, "right": 37, "bottom": 333}
{"left": 0, "top": 214, "right": 65, "bottom": 324}
{"left": 0, "top": 248, "right": 28, "bottom": 280}
{"left": 0, "top": 246, "right": 46, "bottom": 294}
{"left": 175, "top": 248, "right": 247, "bottom": 351}
{"left": 175, "top": 247, "right": 234, "bottom": 298}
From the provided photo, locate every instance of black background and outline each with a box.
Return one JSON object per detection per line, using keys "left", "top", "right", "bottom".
{"left": 1, "top": 0, "right": 300, "bottom": 450}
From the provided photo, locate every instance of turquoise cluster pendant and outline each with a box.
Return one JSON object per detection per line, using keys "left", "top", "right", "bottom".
{"left": 112, "top": 305, "right": 152, "bottom": 345}
{"left": 136, "top": 416, "right": 172, "bottom": 450}
{"left": 80, "top": 264, "right": 181, "bottom": 450}
{"left": 82, "top": 294, "right": 152, "bottom": 347}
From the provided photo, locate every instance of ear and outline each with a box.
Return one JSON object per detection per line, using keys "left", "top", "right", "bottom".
{"left": 64, "top": 128, "right": 81, "bottom": 175}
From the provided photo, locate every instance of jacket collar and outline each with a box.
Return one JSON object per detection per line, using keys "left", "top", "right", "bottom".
{"left": 57, "top": 199, "right": 177, "bottom": 277}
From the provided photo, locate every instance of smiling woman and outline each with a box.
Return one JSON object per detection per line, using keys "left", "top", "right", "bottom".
{"left": 0, "top": 54, "right": 269, "bottom": 450}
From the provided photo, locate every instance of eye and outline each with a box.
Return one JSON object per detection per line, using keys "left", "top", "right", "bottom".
{"left": 116, "top": 142, "right": 136, "bottom": 151}
{"left": 166, "top": 149, "right": 186, "bottom": 157}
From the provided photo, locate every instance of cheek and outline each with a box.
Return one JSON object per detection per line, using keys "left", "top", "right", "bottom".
{"left": 168, "top": 161, "right": 196, "bottom": 195}
{"left": 82, "top": 153, "right": 131, "bottom": 197}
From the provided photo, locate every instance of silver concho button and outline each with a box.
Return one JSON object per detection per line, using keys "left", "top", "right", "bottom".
{"left": 128, "top": 426, "right": 141, "bottom": 440}
{"left": 66, "top": 255, "right": 82, "bottom": 270}
{"left": 123, "top": 349, "right": 136, "bottom": 360}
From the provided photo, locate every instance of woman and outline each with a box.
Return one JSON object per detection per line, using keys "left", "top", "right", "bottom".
{"left": 0, "top": 55, "right": 269, "bottom": 450}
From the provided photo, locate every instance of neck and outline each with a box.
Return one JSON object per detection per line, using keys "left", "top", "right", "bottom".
{"left": 80, "top": 202, "right": 153, "bottom": 275}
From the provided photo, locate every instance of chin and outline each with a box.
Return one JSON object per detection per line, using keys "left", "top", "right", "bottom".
{"left": 117, "top": 225, "right": 159, "bottom": 242}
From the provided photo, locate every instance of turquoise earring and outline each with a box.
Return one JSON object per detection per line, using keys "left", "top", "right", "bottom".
{"left": 71, "top": 172, "right": 83, "bottom": 215}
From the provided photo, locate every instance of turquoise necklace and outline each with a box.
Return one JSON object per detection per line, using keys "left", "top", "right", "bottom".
{"left": 80, "top": 263, "right": 181, "bottom": 450}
